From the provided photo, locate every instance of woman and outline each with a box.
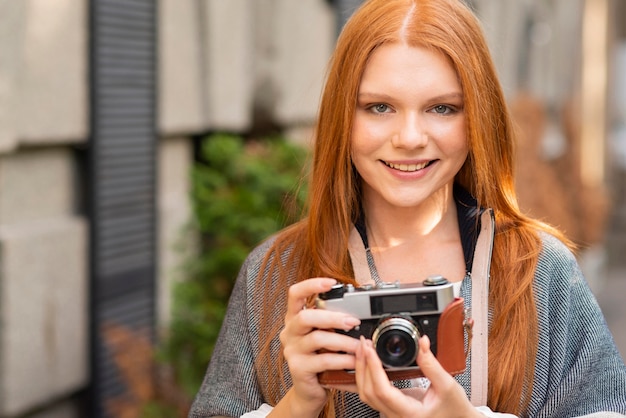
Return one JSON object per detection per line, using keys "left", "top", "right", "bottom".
{"left": 189, "top": 0, "right": 626, "bottom": 417}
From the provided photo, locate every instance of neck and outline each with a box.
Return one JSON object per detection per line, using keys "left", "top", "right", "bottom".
{"left": 363, "top": 185, "right": 458, "bottom": 249}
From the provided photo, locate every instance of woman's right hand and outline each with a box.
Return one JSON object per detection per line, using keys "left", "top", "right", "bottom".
{"left": 270, "top": 278, "right": 361, "bottom": 418}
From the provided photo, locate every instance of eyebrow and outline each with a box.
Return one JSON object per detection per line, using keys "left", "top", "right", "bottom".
{"left": 357, "top": 92, "right": 464, "bottom": 102}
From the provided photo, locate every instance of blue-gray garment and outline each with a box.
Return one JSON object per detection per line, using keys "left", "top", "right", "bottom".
{"left": 188, "top": 232, "right": 626, "bottom": 417}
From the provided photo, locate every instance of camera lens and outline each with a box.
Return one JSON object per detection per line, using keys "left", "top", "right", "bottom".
{"left": 372, "top": 316, "right": 419, "bottom": 368}
{"left": 386, "top": 334, "right": 407, "bottom": 356}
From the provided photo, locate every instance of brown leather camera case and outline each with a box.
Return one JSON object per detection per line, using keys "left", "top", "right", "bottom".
{"left": 318, "top": 297, "right": 467, "bottom": 385}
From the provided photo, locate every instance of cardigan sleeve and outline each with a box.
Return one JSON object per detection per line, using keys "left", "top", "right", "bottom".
{"left": 528, "top": 234, "right": 626, "bottom": 417}
{"left": 188, "top": 247, "right": 267, "bottom": 418}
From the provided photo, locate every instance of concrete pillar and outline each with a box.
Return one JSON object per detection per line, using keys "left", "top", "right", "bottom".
{"left": 157, "top": 137, "right": 194, "bottom": 328}
{"left": 607, "top": 41, "right": 626, "bottom": 266}
{"left": 333, "top": 0, "right": 363, "bottom": 35}
{"left": 0, "top": 1, "right": 89, "bottom": 414}
{"left": 472, "top": 0, "right": 583, "bottom": 104}
{"left": 0, "top": 0, "right": 26, "bottom": 153}
{"left": 201, "top": 0, "right": 255, "bottom": 132}
{"left": 15, "top": 0, "right": 88, "bottom": 145}
{"left": 158, "top": 0, "right": 205, "bottom": 136}
{"left": 0, "top": 149, "right": 88, "bottom": 416}
{"left": 472, "top": 0, "right": 531, "bottom": 97}
{"left": 265, "top": 0, "right": 336, "bottom": 127}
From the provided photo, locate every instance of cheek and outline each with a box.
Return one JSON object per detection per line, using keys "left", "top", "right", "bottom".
{"left": 435, "top": 121, "right": 468, "bottom": 155}
{"left": 451, "top": 135, "right": 469, "bottom": 156}
{"left": 351, "top": 123, "right": 372, "bottom": 157}
{"left": 449, "top": 140, "right": 469, "bottom": 167}
{"left": 351, "top": 119, "right": 389, "bottom": 155}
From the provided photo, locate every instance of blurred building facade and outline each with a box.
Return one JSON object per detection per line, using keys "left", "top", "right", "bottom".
{"left": 0, "top": 0, "right": 623, "bottom": 417}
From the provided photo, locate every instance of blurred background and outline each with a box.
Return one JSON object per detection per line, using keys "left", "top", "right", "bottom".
{"left": 0, "top": 0, "right": 624, "bottom": 417}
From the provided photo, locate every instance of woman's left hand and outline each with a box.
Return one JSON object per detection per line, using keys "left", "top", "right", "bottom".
{"left": 355, "top": 335, "right": 483, "bottom": 418}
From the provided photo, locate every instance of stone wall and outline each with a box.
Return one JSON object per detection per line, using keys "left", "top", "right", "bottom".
{"left": 159, "top": 0, "right": 335, "bottom": 137}
{"left": 0, "top": 0, "right": 335, "bottom": 416}
{"left": 0, "top": 149, "right": 88, "bottom": 416}
{"left": 0, "top": 0, "right": 89, "bottom": 416}
{"left": 473, "top": 0, "right": 584, "bottom": 104}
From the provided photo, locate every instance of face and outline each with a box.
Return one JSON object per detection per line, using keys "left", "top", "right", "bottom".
{"left": 351, "top": 43, "right": 468, "bottom": 212}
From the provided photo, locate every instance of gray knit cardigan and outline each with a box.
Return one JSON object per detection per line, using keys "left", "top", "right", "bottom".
{"left": 189, "top": 231, "right": 626, "bottom": 417}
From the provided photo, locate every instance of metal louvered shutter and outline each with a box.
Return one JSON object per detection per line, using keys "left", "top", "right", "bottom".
{"left": 89, "top": 0, "right": 157, "bottom": 416}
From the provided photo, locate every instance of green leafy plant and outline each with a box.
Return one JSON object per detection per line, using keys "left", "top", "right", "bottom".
{"left": 161, "top": 133, "right": 309, "bottom": 402}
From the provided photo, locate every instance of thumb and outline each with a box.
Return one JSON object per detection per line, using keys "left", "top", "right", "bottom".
{"left": 416, "top": 335, "right": 454, "bottom": 389}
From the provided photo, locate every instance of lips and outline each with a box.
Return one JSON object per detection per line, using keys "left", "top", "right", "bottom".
{"left": 382, "top": 160, "right": 434, "bottom": 172}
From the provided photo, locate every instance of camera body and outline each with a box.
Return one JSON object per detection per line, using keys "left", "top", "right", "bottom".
{"left": 315, "top": 275, "right": 455, "bottom": 371}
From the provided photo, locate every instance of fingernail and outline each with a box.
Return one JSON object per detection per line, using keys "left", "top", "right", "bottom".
{"left": 343, "top": 316, "right": 361, "bottom": 329}
{"left": 359, "top": 336, "right": 367, "bottom": 353}
{"left": 320, "top": 279, "right": 337, "bottom": 290}
{"left": 420, "top": 335, "right": 430, "bottom": 353}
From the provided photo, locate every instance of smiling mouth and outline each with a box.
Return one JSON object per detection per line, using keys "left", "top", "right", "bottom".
{"left": 382, "top": 160, "right": 435, "bottom": 172}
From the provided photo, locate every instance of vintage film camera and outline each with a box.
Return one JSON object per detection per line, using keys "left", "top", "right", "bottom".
{"left": 316, "top": 275, "right": 468, "bottom": 384}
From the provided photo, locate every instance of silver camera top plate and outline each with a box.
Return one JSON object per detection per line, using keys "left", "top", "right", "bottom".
{"left": 315, "top": 279, "right": 455, "bottom": 319}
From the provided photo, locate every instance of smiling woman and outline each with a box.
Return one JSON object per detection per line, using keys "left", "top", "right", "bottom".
{"left": 351, "top": 44, "right": 468, "bottom": 218}
{"left": 188, "top": 0, "right": 626, "bottom": 417}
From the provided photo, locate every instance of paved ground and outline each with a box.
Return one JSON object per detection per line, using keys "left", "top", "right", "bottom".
{"left": 595, "top": 266, "right": 626, "bottom": 361}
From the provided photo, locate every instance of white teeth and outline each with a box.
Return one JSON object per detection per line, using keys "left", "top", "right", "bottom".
{"left": 386, "top": 161, "right": 429, "bottom": 172}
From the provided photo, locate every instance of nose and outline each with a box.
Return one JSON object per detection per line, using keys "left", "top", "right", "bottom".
{"left": 391, "top": 112, "right": 428, "bottom": 149}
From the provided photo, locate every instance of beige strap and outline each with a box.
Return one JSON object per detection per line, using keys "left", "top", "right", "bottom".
{"left": 470, "top": 209, "right": 495, "bottom": 406}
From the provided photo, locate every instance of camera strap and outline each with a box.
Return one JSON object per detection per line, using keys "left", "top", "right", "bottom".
{"left": 469, "top": 208, "right": 495, "bottom": 406}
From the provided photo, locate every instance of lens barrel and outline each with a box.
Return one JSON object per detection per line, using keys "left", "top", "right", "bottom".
{"left": 372, "top": 316, "right": 420, "bottom": 368}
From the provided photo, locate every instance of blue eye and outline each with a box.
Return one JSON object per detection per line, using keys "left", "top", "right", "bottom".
{"left": 371, "top": 104, "right": 390, "bottom": 113}
{"left": 433, "top": 105, "right": 452, "bottom": 114}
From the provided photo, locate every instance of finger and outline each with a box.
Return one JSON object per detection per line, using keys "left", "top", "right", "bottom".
{"left": 280, "top": 308, "right": 360, "bottom": 352}
{"left": 358, "top": 339, "right": 423, "bottom": 416}
{"left": 285, "top": 308, "right": 361, "bottom": 336}
{"left": 288, "top": 351, "right": 358, "bottom": 377}
{"left": 286, "top": 278, "right": 337, "bottom": 317}
{"left": 284, "top": 328, "right": 361, "bottom": 356}
{"left": 416, "top": 335, "right": 455, "bottom": 390}
{"left": 354, "top": 336, "right": 366, "bottom": 385}
{"left": 354, "top": 337, "right": 371, "bottom": 398}
{"left": 356, "top": 339, "right": 393, "bottom": 403}
{"left": 361, "top": 339, "right": 390, "bottom": 392}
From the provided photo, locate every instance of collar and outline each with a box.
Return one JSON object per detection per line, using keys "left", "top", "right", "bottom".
{"left": 454, "top": 184, "right": 484, "bottom": 273}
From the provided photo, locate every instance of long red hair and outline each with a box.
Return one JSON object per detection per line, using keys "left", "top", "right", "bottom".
{"left": 255, "top": 0, "right": 569, "bottom": 415}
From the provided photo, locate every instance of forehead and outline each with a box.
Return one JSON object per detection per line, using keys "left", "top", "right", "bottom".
{"left": 358, "top": 43, "right": 461, "bottom": 96}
